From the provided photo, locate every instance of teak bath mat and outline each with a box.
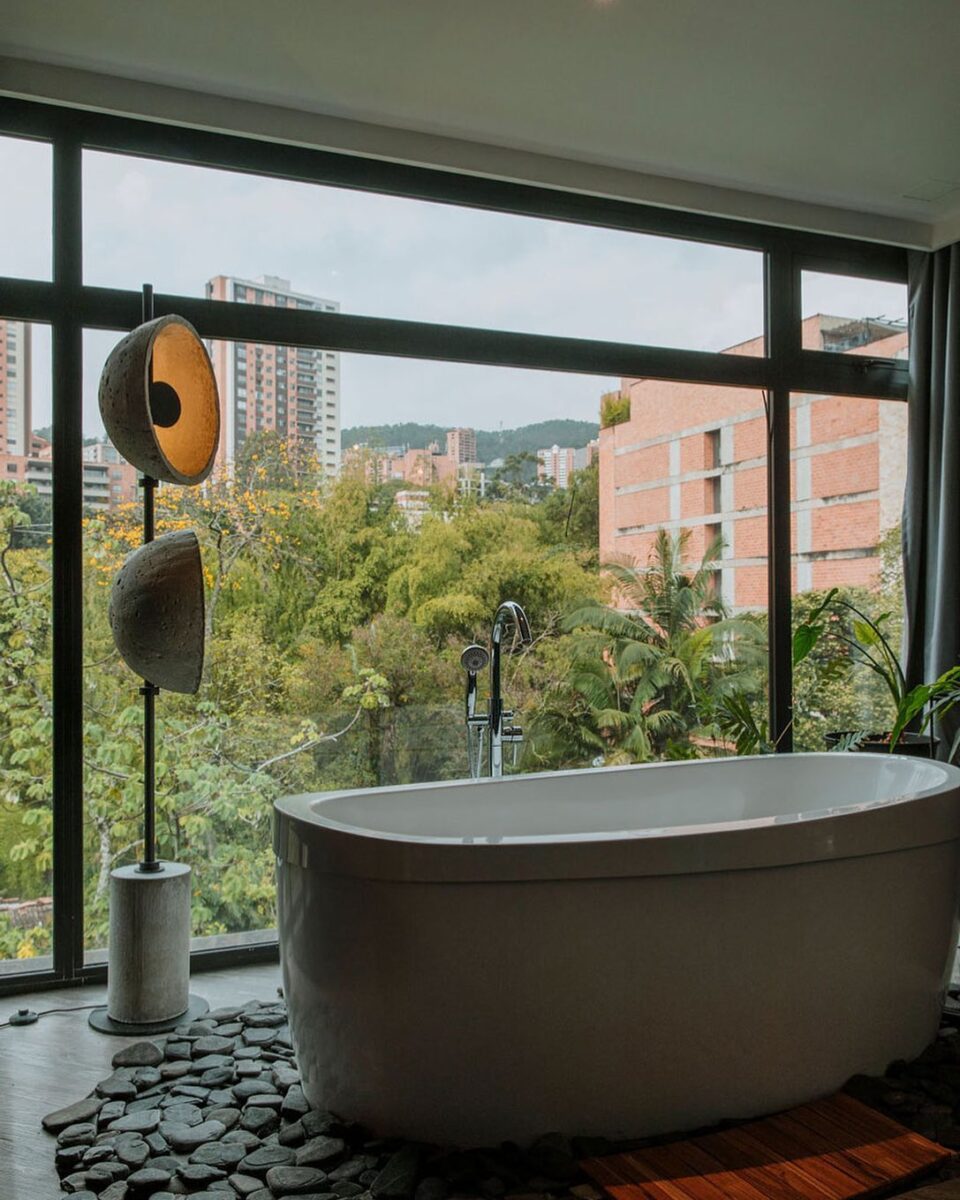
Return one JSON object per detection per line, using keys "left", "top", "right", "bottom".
{"left": 581, "top": 1092, "right": 953, "bottom": 1200}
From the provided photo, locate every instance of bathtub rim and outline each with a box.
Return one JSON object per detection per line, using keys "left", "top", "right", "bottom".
{"left": 274, "top": 752, "right": 960, "bottom": 883}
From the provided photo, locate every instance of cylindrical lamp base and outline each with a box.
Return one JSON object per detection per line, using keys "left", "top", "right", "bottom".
{"left": 106, "top": 861, "right": 192, "bottom": 1025}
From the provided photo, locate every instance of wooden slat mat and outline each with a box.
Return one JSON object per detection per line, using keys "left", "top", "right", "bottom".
{"left": 581, "top": 1092, "right": 953, "bottom": 1200}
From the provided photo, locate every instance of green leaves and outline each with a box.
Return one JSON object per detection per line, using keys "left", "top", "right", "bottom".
{"left": 792, "top": 587, "right": 838, "bottom": 666}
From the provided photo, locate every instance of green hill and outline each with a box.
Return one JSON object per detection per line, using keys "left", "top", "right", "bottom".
{"left": 341, "top": 419, "right": 599, "bottom": 464}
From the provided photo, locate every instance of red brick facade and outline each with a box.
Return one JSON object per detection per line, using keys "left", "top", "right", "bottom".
{"left": 599, "top": 315, "right": 908, "bottom": 610}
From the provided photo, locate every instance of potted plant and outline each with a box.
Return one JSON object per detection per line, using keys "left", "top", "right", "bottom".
{"left": 793, "top": 589, "right": 960, "bottom": 758}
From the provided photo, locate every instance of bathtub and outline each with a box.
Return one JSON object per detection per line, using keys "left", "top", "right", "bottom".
{"left": 274, "top": 753, "right": 960, "bottom": 1145}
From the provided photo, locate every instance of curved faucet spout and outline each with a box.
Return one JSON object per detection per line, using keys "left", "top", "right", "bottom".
{"left": 491, "top": 601, "right": 532, "bottom": 649}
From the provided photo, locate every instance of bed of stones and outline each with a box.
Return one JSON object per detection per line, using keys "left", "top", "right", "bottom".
{"left": 41, "top": 995, "right": 604, "bottom": 1200}
{"left": 42, "top": 997, "right": 960, "bottom": 1200}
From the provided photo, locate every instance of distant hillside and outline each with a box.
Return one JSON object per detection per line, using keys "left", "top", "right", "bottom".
{"left": 341, "top": 420, "right": 599, "bottom": 464}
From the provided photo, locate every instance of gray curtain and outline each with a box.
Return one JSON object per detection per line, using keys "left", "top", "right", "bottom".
{"left": 902, "top": 243, "right": 960, "bottom": 755}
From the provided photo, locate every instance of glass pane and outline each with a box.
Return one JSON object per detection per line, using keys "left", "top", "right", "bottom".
{"left": 0, "top": 136, "right": 52, "bottom": 281}
{"left": 83, "top": 150, "right": 763, "bottom": 351}
{"left": 0, "top": 321, "right": 53, "bottom": 975}
{"left": 790, "top": 390, "right": 909, "bottom": 752}
{"left": 600, "top": 374, "right": 769, "bottom": 757}
{"left": 801, "top": 272, "right": 908, "bottom": 358}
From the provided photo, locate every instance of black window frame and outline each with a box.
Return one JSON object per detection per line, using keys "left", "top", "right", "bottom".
{"left": 0, "top": 97, "right": 909, "bottom": 995}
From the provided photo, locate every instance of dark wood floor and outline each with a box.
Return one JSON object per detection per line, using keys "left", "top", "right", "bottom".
{"left": 0, "top": 962, "right": 282, "bottom": 1200}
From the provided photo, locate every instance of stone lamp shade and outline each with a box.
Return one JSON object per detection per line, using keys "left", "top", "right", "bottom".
{"left": 109, "top": 529, "right": 205, "bottom": 693}
{"left": 99, "top": 314, "right": 220, "bottom": 485}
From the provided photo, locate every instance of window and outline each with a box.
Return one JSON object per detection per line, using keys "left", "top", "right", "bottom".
{"left": 0, "top": 322, "right": 53, "bottom": 975}
{"left": 0, "top": 98, "right": 910, "bottom": 993}
{"left": 82, "top": 150, "right": 764, "bottom": 352}
{"left": 802, "top": 272, "right": 908, "bottom": 360}
{"left": 0, "top": 136, "right": 52, "bottom": 280}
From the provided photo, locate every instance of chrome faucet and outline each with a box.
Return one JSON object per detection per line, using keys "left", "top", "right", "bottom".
{"left": 460, "top": 601, "right": 532, "bottom": 778}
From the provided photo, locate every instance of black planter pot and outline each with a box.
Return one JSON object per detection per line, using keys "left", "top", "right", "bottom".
{"left": 824, "top": 730, "right": 939, "bottom": 758}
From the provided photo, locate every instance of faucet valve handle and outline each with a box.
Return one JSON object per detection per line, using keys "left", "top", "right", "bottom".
{"left": 502, "top": 724, "right": 523, "bottom": 742}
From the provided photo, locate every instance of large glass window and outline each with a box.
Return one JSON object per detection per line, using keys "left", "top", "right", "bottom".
{"left": 82, "top": 151, "right": 764, "bottom": 351}
{"left": 790, "top": 387, "right": 908, "bottom": 751}
{"left": 0, "top": 136, "right": 52, "bottom": 281}
{"left": 801, "top": 271, "right": 908, "bottom": 359}
{"left": 0, "top": 101, "right": 913, "bottom": 990}
{"left": 0, "top": 321, "right": 53, "bottom": 974}
{"left": 600, "top": 374, "right": 769, "bottom": 757}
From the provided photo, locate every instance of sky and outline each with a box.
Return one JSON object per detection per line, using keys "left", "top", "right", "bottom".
{"left": 2, "top": 135, "right": 909, "bottom": 437}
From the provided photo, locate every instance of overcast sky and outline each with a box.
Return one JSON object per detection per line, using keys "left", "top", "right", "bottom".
{"left": 2, "top": 136, "right": 909, "bottom": 436}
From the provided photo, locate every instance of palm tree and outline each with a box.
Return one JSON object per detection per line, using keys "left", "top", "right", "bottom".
{"left": 527, "top": 530, "right": 762, "bottom": 767}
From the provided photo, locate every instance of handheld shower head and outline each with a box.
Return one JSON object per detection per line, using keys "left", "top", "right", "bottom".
{"left": 460, "top": 643, "right": 490, "bottom": 674}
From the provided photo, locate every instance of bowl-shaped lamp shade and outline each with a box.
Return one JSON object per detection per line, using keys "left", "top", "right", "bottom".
{"left": 99, "top": 315, "right": 220, "bottom": 485}
{"left": 109, "top": 530, "right": 205, "bottom": 694}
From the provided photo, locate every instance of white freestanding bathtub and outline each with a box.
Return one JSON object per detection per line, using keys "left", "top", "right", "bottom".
{"left": 274, "top": 753, "right": 960, "bottom": 1145}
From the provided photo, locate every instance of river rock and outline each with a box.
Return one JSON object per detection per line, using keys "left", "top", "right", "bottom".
{"left": 162, "top": 1119, "right": 226, "bottom": 1151}
{"left": 178, "top": 1162, "right": 227, "bottom": 1185}
{"left": 193, "top": 1053, "right": 234, "bottom": 1071}
{"left": 266, "top": 1165, "right": 328, "bottom": 1194}
{"left": 206, "top": 1106, "right": 241, "bottom": 1130}
{"left": 109, "top": 1110, "right": 160, "bottom": 1134}
{"left": 223, "top": 1129, "right": 261, "bottom": 1149}
{"left": 241, "top": 1011, "right": 286, "bottom": 1028}
{"left": 282, "top": 1085, "right": 310, "bottom": 1117}
{"left": 97, "top": 1074, "right": 138, "bottom": 1102}
{"left": 241, "top": 1106, "right": 279, "bottom": 1137}
{"left": 233, "top": 1079, "right": 277, "bottom": 1101}
{"left": 58, "top": 1123, "right": 98, "bottom": 1147}
{"left": 161, "top": 1103, "right": 204, "bottom": 1127}
{"left": 193, "top": 1035, "right": 236, "bottom": 1056}
{"left": 201, "top": 1066, "right": 236, "bottom": 1087}
{"left": 100, "top": 1183, "right": 131, "bottom": 1200}
{"left": 43, "top": 1096, "right": 104, "bottom": 1133}
{"left": 298, "top": 1136, "right": 347, "bottom": 1168}
{"left": 113, "top": 1041, "right": 163, "bottom": 1068}
{"left": 115, "top": 1139, "right": 150, "bottom": 1168}
{"left": 189, "top": 1141, "right": 247, "bottom": 1169}
{"left": 240, "top": 1144, "right": 297, "bottom": 1175}
{"left": 207, "top": 1006, "right": 242, "bottom": 1022}
{"left": 242, "top": 1028, "right": 276, "bottom": 1047}
{"left": 127, "top": 1165, "right": 173, "bottom": 1192}
{"left": 272, "top": 1064, "right": 300, "bottom": 1090}
{"left": 372, "top": 1147, "right": 421, "bottom": 1199}
{"left": 97, "top": 1101, "right": 126, "bottom": 1129}
{"left": 227, "top": 1174, "right": 264, "bottom": 1197}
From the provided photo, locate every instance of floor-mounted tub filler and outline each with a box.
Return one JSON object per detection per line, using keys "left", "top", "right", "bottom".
{"left": 274, "top": 753, "right": 960, "bottom": 1146}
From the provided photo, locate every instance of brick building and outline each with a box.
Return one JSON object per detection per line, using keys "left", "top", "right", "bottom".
{"left": 598, "top": 314, "right": 908, "bottom": 611}
{"left": 206, "top": 275, "right": 341, "bottom": 476}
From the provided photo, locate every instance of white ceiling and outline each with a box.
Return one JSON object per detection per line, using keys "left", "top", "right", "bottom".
{"left": 2, "top": 0, "right": 960, "bottom": 247}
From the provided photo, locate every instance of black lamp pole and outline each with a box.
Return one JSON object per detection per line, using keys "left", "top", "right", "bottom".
{"left": 138, "top": 282, "right": 161, "bottom": 873}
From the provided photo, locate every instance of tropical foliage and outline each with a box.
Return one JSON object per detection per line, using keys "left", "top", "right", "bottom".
{"left": 0, "top": 438, "right": 905, "bottom": 961}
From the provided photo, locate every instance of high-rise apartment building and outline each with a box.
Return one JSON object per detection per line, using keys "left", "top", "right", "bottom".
{"left": 445, "top": 427, "right": 477, "bottom": 464}
{"left": 83, "top": 440, "right": 139, "bottom": 507}
{"left": 599, "top": 314, "right": 908, "bottom": 611}
{"left": 206, "top": 275, "right": 341, "bottom": 475}
{"left": 0, "top": 318, "right": 31, "bottom": 457}
{"left": 537, "top": 444, "right": 576, "bottom": 488}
